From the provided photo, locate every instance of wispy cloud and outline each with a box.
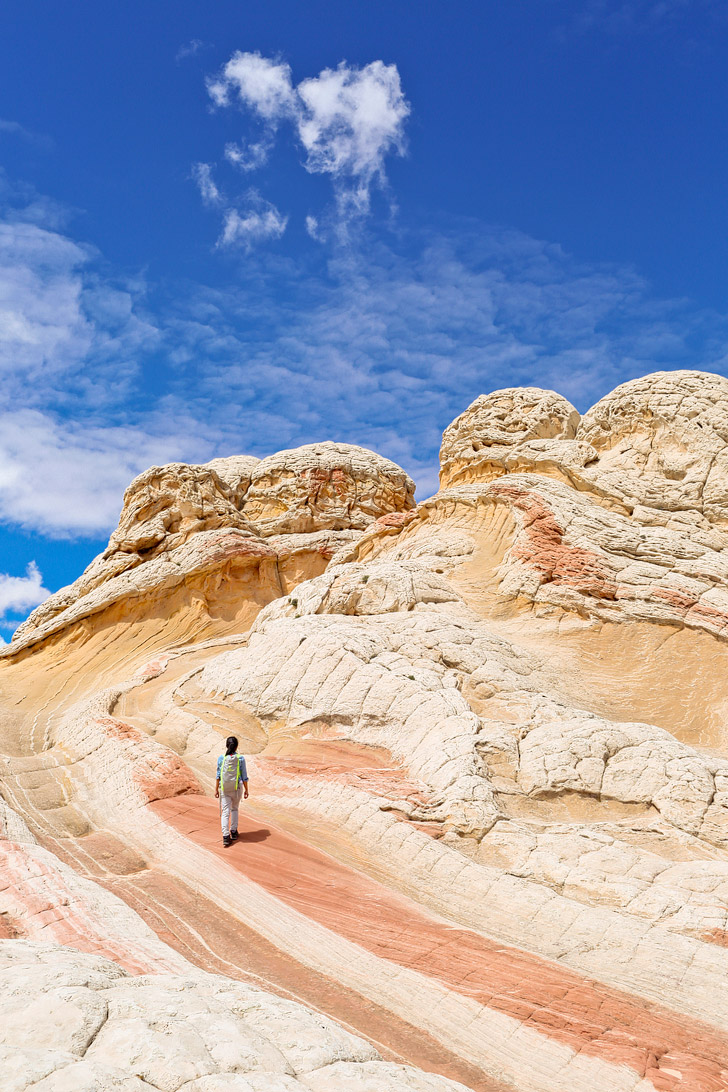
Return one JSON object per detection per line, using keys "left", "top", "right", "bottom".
{"left": 175, "top": 39, "right": 209, "bottom": 64}
{"left": 219, "top": 202, "right": 288, "bottom": 248}
{"left": 207, "top": 51, "right": 296, "bottom": 118}
{"left": 3, "top": 175, "right": 728, "bottom": 542}
{"left": 162, "top": 218, "right": 728, "bottom": 496}
{"left": 567, "top": 0, "right": 717, "bottom": 35}
{"left": 0, "top": 119, "right": 53, "bottom": 151}
{"left": 193, "top": 162, "right": 288, "bottom": 249}
{"left": 202, "top": 52, "right": 410, "bottom": 237}
{"left": 0, "top": 190, "right": 205, "bottom": 537}
{"left": 0, "top": 197, "right": 158, "bottom": 405}
{"left": 224, "top": 137, "right": 273, "bottom": 173}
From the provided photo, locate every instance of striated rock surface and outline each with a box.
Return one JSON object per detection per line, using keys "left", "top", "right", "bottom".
{"left": 4, "top": 370, "right": 728, "bottom": 1092}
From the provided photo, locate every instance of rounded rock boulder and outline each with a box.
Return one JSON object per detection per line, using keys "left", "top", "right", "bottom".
{"left": 440, "top": 387, "right": 580, "bottom": 487}
{"left": 577, "top": 370, "right": 728, "bottom": 523}
{"left": 241, "top": 442, "right": 416, "bottom": 536}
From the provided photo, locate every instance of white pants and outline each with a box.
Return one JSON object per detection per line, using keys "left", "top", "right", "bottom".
{"left": 220, "top": 787, "right": 242, "bottom": 836}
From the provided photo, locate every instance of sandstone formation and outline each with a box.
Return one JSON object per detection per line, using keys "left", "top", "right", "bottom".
{"left": 12, "top": 442, "right": 412, "bottom": 654}
{"left": 439, "top": 386, "right": 581, "bottom": 488}
{"left": 3, "top": 371, "right": 728, "bottom": 1092}
{"left": 241, "top": 442, "right": 416, "bottom": 536}
{"left": 204, "top": 455, "right": 261, "bottom": 507}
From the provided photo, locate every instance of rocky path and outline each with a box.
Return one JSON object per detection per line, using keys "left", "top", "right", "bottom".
{"left": 154, "top": 793, "right": 728, "bottom": 1092}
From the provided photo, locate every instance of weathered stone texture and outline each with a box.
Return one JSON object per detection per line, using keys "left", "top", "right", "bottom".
{"left": 3, "top": 371, "right": 728, "bottom": 1092}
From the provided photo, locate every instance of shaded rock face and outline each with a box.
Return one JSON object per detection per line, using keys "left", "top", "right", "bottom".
{"left": 242, "top": 441, "right": 416, "bottom": 536}
{"left": 204, "top": 454, "right": 261, "bottom": 508}
{"left": 6, "top": 370, "right": 728, "bottom": 1092}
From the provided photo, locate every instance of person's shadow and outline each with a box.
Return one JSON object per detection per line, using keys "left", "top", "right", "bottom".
{"left": 236, "top": 828, "right": 271, "bottom": 843}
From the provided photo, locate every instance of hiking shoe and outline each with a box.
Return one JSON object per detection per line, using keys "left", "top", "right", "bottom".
{"left": 222, "top": 835, "right": 232, "bottom": 848}
{"left": 231, "top": 829, "right": 239, "bottom": 841}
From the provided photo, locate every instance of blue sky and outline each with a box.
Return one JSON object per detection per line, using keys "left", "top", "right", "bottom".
{"left": 1, "top": 0, "right": 728, "bottom": 637}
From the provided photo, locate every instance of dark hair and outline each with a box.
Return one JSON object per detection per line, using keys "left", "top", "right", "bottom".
{"left": 225, "top": 736, "right": 238, "bottom": 755}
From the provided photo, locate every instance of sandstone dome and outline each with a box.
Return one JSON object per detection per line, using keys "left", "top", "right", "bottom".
{"left": 577, "top": 369, "right": 728, "bottom": 523}
{"left": 204, "top": 453, "right": 261, "bottom": 508}
{"left": 109, "top": 461, "right": 256, "bottom": 557}
{"left": 241, "top": 441, "right": 416, "bottom": 536}
{"left": 439, "top": 386, "right": 581, "bottom": 487}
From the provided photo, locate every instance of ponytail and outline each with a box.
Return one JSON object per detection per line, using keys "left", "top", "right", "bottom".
{"left": 225, "top": 736, "right": 238, "bottom": 755}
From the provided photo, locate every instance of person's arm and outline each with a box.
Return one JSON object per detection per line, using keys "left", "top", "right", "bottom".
{"left": 214, "top": 757, "right": 221, "bottom": 798}
{"left": 240, "top": 756, "right": 249, "bottom": 798}
{"left": 243, "top": 778, "right": 249, "bottom": 799}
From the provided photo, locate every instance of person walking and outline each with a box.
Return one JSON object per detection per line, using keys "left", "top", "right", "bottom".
{"left": 215, "top": 735, "right": 249, "bottom": 848}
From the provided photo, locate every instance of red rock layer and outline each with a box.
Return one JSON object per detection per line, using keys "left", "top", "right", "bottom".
{"left": 154, "top": 794, "right": 728, "bottom": 1092}
{"left": 491, "top": 483, "right": 618, "bottom": 599}
{"left": 39, "top": 827, "right": 497, "bottom": 1092}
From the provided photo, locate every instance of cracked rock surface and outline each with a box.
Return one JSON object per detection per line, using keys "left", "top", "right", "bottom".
{"left": 3, "top": 371, "right": 728, "bottom": 1092}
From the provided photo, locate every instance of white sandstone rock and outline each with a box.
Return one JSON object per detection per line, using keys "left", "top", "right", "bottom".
{"left": 242, "top": 442, "right": 415, "bottom": 536}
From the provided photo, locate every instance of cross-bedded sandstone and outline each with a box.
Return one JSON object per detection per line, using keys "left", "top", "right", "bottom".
{"left": 3, "top": 371, "right": 728, "bottom": 1092}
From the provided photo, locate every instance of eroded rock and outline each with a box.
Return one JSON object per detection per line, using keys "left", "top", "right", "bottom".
{"left": 440, "top": 387, "right": 581, "bottom": 488}
{"left": 242, "top": 442, "right": 416, "bottom": 536}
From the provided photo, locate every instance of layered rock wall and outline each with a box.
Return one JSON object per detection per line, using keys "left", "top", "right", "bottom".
{"left": 3, "top": 370, "right": 728, "bottom": 1092}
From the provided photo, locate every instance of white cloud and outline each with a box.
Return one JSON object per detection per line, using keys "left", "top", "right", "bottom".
{"left": 0, "top": 562, "right": 50, "bottom": 618}
{"left": 164, "top": 220, "right": 728, "bottom": 498}
{"left": 207, "top": 51, "right": 294, "bottom": 117}
{"left": 193, "top": 163, "right": 287, "bottom": 249}
{"left": 2, "top": 172, "right": 728, "bottom": 544}
{"left": 305, "top": 215, "right": 321, "bottom": 240}
{"left": 296, "top": 61, "right": 409, "bottom": 215}
{"left": 193, "top": 162, "right": 222, "bottom": 206}
{"left": 220, "top": 202, "right": 288, "bottom": 249}
{"left": 0, "top": 407, "right": 214, "bottom": 536}
{"left": 224, "top": 138, "right": 272, "bottom": 172}
{"left": 0, "top": 216, "right": 158, "bottom": 402}
{"left": 0, "top": 220, "right": 93, "bottom": 376}
{"left": 204, "top": 53, "right": 410, "bottom": 232}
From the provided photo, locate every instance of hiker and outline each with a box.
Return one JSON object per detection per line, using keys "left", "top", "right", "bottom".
{"left": 215, "top": 735, "right": 249, "bottom": 848}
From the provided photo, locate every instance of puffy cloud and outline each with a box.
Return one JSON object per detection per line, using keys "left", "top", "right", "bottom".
{"left": 296, "top": 60, "right": 409, "bottom": 214}
{"left": 207, "top": 52, "right": 294, "bottom": 117}
{"left": 0, "top": 407, "right": 212, "bottom": 536}
{"left": 204, "top": 52, "right": 410, "bottom": 230}
{"left": 0, "top": 562, "right": 50, "bottom": 618}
